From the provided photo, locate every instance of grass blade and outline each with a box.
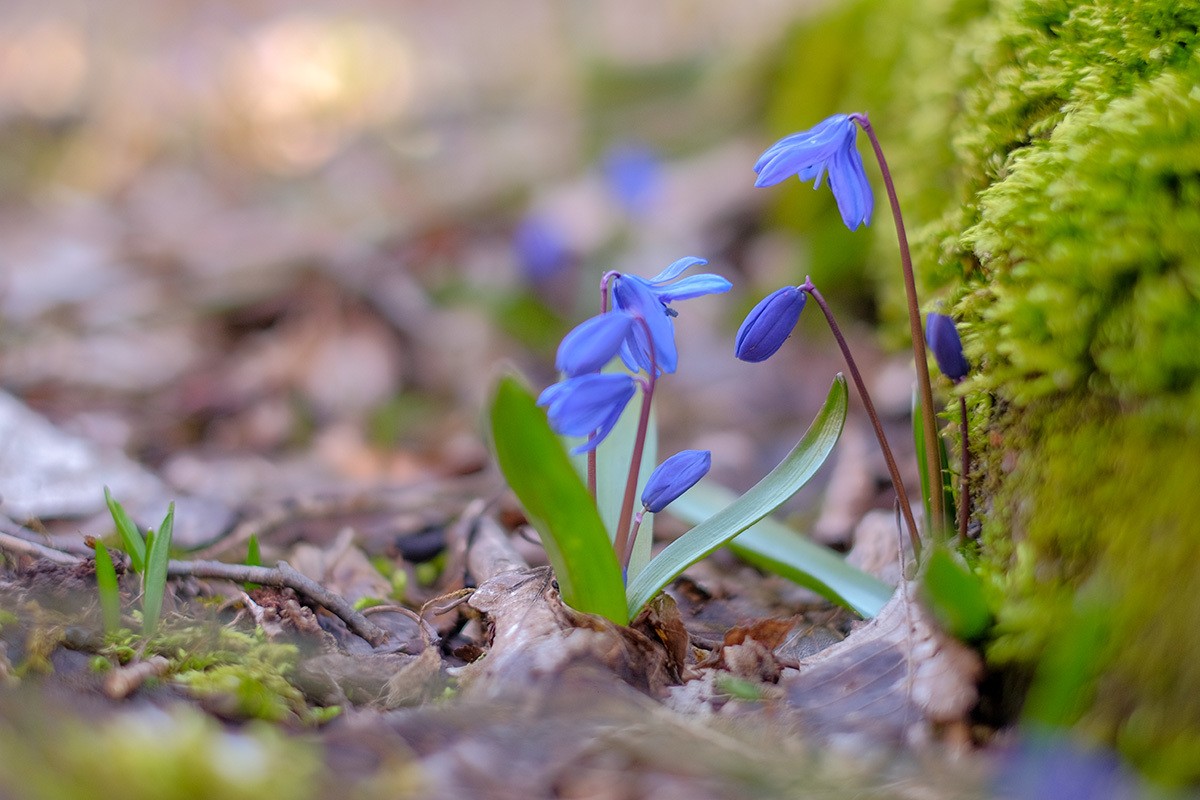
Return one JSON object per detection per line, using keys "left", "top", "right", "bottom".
{"left": 912, "top": 388, "right": 956, "bottom": 536}
{"left": 626, "top": 374, "right": 850, "bottom": 618}
{"left": 244, "top": 534, "right": 262, "bottom": 590}
{"left": 490, "top": 375, "right": 628, "bottom": 624}
{"left": 104, "top": 487, "right": 145, "bottom": 574}
{"left": 141, "top": 502, "right": 174, "bottom": 638}
{"left": 92, "top": 541, "right": 121, "bottom": 635}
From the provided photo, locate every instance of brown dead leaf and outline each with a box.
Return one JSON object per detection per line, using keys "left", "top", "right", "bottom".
{"left": 781, "top": 582, "right": 982, "bottom": 744}
{"left": 293, "top": 648, "right": 443, "bottom": 709}
{"left": 462, "top": 567, "right": 677, "bottom": 699}
{"left": 289, "top": 527, "right": 393, "bottom": 604}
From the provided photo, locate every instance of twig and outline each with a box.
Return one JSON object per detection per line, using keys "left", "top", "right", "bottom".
{"left": 0, "top": 528, "right": 79, "bottom": 565}
{"left": 167, "top": 559, "right": 388, "bottom": 646}
{"left": 104, "top": 655, "right": 170, "bottom": 699}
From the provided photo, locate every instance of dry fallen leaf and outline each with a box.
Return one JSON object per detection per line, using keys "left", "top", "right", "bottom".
{"left": 781, "top": 582, "right": 982, "bottom": 745}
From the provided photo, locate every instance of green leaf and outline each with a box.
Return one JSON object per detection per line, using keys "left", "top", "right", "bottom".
{"left": 912, "top": 388, "right": 956, "bottom": 537}
{"left": 489, "top": 375, "right": 628, "bottom": 624}
{"left": 244, "top": 533, "right": 262, "bottom": 591}
{"left": 141, "top": 502, "right": 174, "bottom": 638}
{"left": 920, "top": 545, "right": 991, "bottom": 640}
{"left": 92, "top": 542, "right": 121, "bottom": 635}
{"left": 104, "top": 487, "right": 145, "bottom": 574}
{"left": 626, "top": 374, "right": 850, "bottom": 618}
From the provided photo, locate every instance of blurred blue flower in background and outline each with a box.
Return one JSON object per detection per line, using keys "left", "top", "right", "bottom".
{"left": 514, "top": 213, "right": 572, "bottom": 282}
{"left": 602, "top": 141, "right": 663, "bottom": 218}
{"left": 754, "top": 114, "right": 873, "bottom": 231}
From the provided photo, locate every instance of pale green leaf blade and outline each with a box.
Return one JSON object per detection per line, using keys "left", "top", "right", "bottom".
{"left": 671, "top": 484, "right": 892, "bottom": 618}
{"left": 141, "top": 502, "right": 174, "bottom": 638}
{"left": 490, "top": 375, "right": 628, "bottom": 624}
{"left": 104, "top": 487, "right": 145, "bottom": 574}
{"left": 626, "top": 374, "right": 849, "bottom": 618}
{"left": 92, "top": 541, "right": 121, "bottom": 635}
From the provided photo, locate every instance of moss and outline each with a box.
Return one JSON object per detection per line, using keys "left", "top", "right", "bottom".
{"left": 771, "top": 0, "right": 1200, "bottom": 783}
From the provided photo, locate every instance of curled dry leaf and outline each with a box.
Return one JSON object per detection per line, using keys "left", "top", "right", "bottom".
{"left": 781, "top": 582, "right": 982, "bottom": 744}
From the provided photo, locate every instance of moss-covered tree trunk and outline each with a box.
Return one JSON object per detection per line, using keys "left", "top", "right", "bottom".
{"left": 771, "top": 0, "right": 1200, "bottom": 783}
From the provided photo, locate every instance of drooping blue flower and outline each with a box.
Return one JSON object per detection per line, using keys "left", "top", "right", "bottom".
{"left": 925, "top": 312, "right": 970, "bottom": 382}
{"left": 556, "top": 312, "right": 635, "bottom": 377}
{"left": 734, "top": 286, "right": 807, "bottom": 362}
{"left": 754, "top": 114, "right": 874, "bottom": 231}
{"left": 612, "top": 257, "right": 732, "bottom": 375}
{"left": 641, "top": 449, "right": 712, "bottom": 513}
{"left": 537, "top": 372, "right": 637, "bottom": 453}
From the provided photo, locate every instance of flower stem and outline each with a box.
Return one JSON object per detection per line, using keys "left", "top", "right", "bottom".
{"left": 851, "top": 113, "right": 943, "bottom": 540}
{"left": 805, "top": 282, "right": 921, "bottom": 557}
{"left": 958, "top": 394, "right": 970, "bottom": 545}
{"left": 623, "top": 509, "right": 646, "bottom": 569}
{"left": 612, "top": 317, "right": 656, "bottom": 570}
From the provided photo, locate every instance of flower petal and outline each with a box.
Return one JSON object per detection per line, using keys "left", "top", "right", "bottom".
{"left": 828, "top": 138, "right": 874, "bottom": 230}
{"left": 654, "top": 273, "right": 733, "bottom": 303}
{"left": 648, "top": 256, "right": 708, "bottom": 285}
{"left": 541, "top": 373, "right": 637, "bottom": 441}
{"left": 555, "top": 312, "right": 635, "bottom": 376}
{"left": 613, "top": 276, "right": 678, "bottom": 375}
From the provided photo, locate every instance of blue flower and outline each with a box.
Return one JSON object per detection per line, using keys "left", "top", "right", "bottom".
{"left": 641, "top": 450, "right": 711, "bottom": 513}
{"left": 537, "top": 372, "right": 637, "bottom": 453}
{"left": 612, "top": 257, "right": 732, "bottom": 375}
{"left": 925, "top": 312, "right": 969, "bottom": 382}
{"left": 514, "top": 214, "right": 571, "bottom": 281}
{"left": 734, "top": 286, "right": 807, "bottom": 362}
{"left": 603, "top": 141, "right": 662, "bottom": 217}
{"left": 754, "top": 114, "right": 874, "bottom": 231}
{"left": 556, "top": 312, "right": 635, "bottom": 377}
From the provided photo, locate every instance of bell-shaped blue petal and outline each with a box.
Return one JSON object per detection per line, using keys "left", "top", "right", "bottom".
{"left": 754, "top": 114, "right": 874, "bottom": 232}
{"left": 641, "top": 449, "right": 712, "bottom": 513}
{"left": 537, "top": 373, "right": 637, "bottom": 452}
{"left": 613, "top": 276, "right": 678, "bottom": 375}
{"left": 654, "top": 274, "right": 733, "bottom": 304}
{"left": 735, "top": 286, "right": 807, "bottom": 362}
{"left": 649, "top": 256, "right": 709, "bottom": 284}
{"left": 555, "top": 312, "right": 634, "bottom": 377}
{"left": 925, "top": 312, "right": 970, "bottom": 382}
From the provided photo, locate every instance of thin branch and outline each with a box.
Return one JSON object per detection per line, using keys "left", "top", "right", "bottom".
{"left": 167, "top": 559, "right": 389, "bottom": 646}
{"left": 0, "top": 528, "right": 79, "bottom": 565}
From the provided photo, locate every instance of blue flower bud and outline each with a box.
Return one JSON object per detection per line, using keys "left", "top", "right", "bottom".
{"left": 555, "top": 312, "right": 634, "bottom": 376}
{"left": 734, "top": 286, "right": 806, "bottom": 362}
{"left": 925, "top": 312, "right": 970, "bottom": 382}
{"left": 537, "top": 372, "right": 637, "bottom": 453}
{"left": 754, "top": 114, "right": 874, "bottom": 231}
{"left": 641, "top": 449, "right": 711, "bottom": 513}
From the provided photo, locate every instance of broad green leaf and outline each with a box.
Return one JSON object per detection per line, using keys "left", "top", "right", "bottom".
{"left": 626, "top": 374, "right": 850, "bottom": 618}
{"left": 568, "top": 364, "right": 657, "bottom": 582}
{"left": 670, "top": 484, "right": 892, "bottom": 618}
{"left": 141, "top": 502, "right": 174, "bottom": 638}
{"left": 920, "top": 545, "right": 990, "bottom": 639}
{"left": 490, "top": 375, "right": 628, "bottom": 624}
{"left": 92, "top": 541, "right": 121, "bottom": 635}
{"left": 104, "top": 487, "right": 145, "bottom": 574}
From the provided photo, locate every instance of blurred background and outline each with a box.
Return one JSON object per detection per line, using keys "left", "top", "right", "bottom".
{"left": 0, "top": 0, "right": 910, "bottom": 541}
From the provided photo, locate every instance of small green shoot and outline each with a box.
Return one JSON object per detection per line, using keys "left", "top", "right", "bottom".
{"left": 91, "top": 540, "right": 122, "bottom": 635}
{"left": 244, "top": 533, "right": 262, "bottom": 591}
{"left": 141, "top": 502, "right": 175, "bottom": 638}
{"left": 105, "top": 485, "right": 145, "bottom": 573}
{"left": 912, "top": 388, "right": 956, "bottom": 539}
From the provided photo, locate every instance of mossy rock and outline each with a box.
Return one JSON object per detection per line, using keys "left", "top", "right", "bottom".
{"left": 769, "top": 0, "right": 1200, "bottom": 784}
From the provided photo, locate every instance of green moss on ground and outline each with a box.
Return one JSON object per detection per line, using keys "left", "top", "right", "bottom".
{"left": 771, "top": 0, "right": 1200, "bottom": 783}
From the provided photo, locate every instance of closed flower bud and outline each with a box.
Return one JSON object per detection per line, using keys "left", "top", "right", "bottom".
{"left": 734, "top": 286, "right": 807, "bottom": 362}
{"left": 925, "top": 312, "right": 969, "bottom": 382}
{"left": 641, "top": 449, "right": 711, "bottom": 513}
